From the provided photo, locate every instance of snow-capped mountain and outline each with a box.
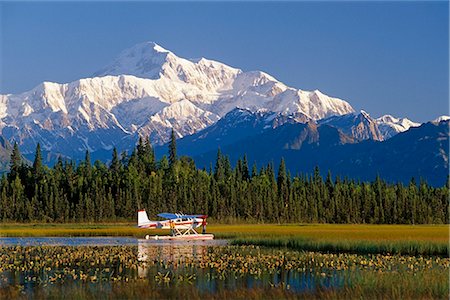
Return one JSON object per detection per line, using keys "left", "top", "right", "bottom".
{"left": 318, "top": 110, "right": 384, "bottom": 141}
{"left": 0, "top": 41, "right": 355, "bottom": 157}
{"left": 375, "top": 114, "right": 421, "bottom": 139}
{"left": 432, "top": 115, "right": 450, "bottom": 123}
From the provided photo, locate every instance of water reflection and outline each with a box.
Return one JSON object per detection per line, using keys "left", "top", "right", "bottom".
{"left": 0, "top": 237, "right": 138, "bottom": 246}
{"left": 138, "top": 240, "right": 207, "bottom": 262}
{"left": 136, "top": 240, "right": 344, "bottom": 293}
{"left": 0, "top": 240, "right": 347, "bottom": 297}
{"left": 137, "top": 240, "right": 225, "bottom": 278}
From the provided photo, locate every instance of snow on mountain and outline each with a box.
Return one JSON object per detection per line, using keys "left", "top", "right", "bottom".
{"left": 93, "top": 42, "right": 171, "bottom": 79}
{"left": 376, "top": 114, "right": 421, "bottom": 139}
{"left": 187, "top": 116, "right": 449, "bottom": 187}
{"left": 139, "top": 99, "right": 220, "bottom": 144}
{"left": 0, "top": 41, "right": 355, "bottom": 158}
{"left": 94, "top": 41, "right": 240, "bottom": 94}
{"left": 432, "top": 115, "right": 450, "bottom": 123}
{"left": 269, "top": 89, "right": 354, "bottom": 120}
{"left": 318, "top": 110, "right": 384, "bottom": 141}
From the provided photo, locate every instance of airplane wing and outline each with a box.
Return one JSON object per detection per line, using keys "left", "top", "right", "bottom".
{"left": 157, "top": 213, "right": 208, "bottom": 219}
{"left": 157, "top": 213, "right": 179, "bottom": 219}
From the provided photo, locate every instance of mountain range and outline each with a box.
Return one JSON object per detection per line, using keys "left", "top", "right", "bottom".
{"left": 168, "top": 108, "right": 448, "bottom": 186}
{"left": 0, "top": 41, "right": 448, "bottom": 185}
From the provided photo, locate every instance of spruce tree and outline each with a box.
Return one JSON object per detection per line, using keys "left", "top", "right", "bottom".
{"left": 144, "top": 137, "right": 155, "bottom": 172}
{"left": 242, "top": 155, "right": 250, "bottom": 181}
{"left": 214, "top": 149, "right": 224, "bottom": 182}
{"left": 32, "top": 143, "right": 44, "bottom": 180}
{"left": 137, "top": 136, "right": 145, "bottom": 160}
{"left": 85, "top": 150, "right": 92, "bottom": 177}
{"left": 10, "top": 142, "right": 22, "bottom": 179}
{"left": 251, "top": 163, "right": 258, "bottom": 178}
{"left": 110, "top": 147, "right": 121, "bottom": 173}
{"left": 223, "top": 156, "right": 232, "bottom": 179}
{"left": 168, "top": 129, "right": 177, "bottom": 168}
{"left": 277, "top": 158, "right": 287, "bottom": 192}
{"left": 85, "top": 150, "right": 91, "bottom": 168}
{"left": 277, "top": 158, "right": 289, "bottom": 222}
{"left": 0, "top": 141, "right": 447, "bottom": 224}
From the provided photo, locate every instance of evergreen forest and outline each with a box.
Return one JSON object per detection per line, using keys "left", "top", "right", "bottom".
{"left": 0, "top": 131, "right": 448, "bottom": 224}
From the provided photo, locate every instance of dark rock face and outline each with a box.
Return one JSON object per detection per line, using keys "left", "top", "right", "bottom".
{"left": 171, "top": 114, "right": 448, "bottom": 186}
{"left": 318, "top": 111, "right": 384, "bottom": 142}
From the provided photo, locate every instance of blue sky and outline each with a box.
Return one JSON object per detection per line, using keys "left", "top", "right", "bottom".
{"left": 1, "top": 1, "right": 448, "bottom": 122}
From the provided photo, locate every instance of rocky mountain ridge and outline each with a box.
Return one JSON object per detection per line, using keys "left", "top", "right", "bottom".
{"left": 0, "top": 42, "right": 354, "bottom": 157}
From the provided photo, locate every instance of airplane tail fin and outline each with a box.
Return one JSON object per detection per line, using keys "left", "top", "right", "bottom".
{"left": 138, "top": 209, "right": 151, "bottom": 227}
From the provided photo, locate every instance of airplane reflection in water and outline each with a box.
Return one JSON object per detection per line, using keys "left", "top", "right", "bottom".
{"left": 137, "top": 240, "right": 228, "bottom": 278}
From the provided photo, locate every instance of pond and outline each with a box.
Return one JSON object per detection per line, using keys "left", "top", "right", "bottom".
{"left": 0, "top": 237, "right": 448, "bottom": 299}
{"left": 136, "top": 240, "right": 343, "bottom": 293}
{"left": 0, "top": 236, "right": 228, "bottom": 246}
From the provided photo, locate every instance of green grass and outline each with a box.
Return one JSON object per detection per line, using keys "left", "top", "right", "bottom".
{"left": 335, "top": 267, "right": 449, "bottom": 299}
{"left": 0, "top": 223, "right": 448, "bottom": 255}
{"left": 210, "top": 224, "right": 449, "bottom": 256}
{"left": 0, "top": 222, "right": 149, "bottom": 237}
{"left": 230, "top": 237, "right": 448, "bottom": 256}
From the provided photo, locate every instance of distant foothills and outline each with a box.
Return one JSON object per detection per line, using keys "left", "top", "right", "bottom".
{"left": 0, "top": 131, "right": 448, "bottom": 223}
{"left": 158, "top": 109, "right": 449, "bottom": 187}
{"left": 0, "top": 41, "right": 448, "bottom": 186}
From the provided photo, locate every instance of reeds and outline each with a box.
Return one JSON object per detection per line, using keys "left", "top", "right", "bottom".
{"left": 1, "top": 223, "right": 447, "bottom": 241}
{"left": 214, "top": 224, "right": 449, "bottom": 256}
{"left": 231, "top": 237, "right": 448, "bottom": 256}
{"left": 0, "top": 223, "right": 145, "bottom": 237}
{"left": 1, "top": 223, "right": 447, "bottom": 256}
{"left": 0, "top": 245, "right": 448, "bottom": 299}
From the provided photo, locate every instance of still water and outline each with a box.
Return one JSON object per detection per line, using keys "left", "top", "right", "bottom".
{"left": 0, "top": 236, "right": 227, "bottom": 246}
{"left": 0, "top": 237, "right": 344, "bottom": 298}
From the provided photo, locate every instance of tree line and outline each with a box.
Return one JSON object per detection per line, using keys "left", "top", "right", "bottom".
{"left": 0, "top": 131, "right": 448, "bottom": 223}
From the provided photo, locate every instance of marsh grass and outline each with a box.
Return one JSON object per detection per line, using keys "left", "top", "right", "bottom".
{"left": 230, "top": 237, "right": 448, "bottom": 256}
{"left": 337, "top": 268, "right": 449, "bottom": 300}
{"left": 213, "top": 224, "right": 449, "bottom": 256}
{"left": 0, "top": 283, "right": 303, "bottom": 300}
{"left": 0, "top": 222, "right": 145, "bottom": 237}
{"left": 0, "top": 245, "right": 448, "bottom": 299}
{"left": 1, "top": 223, "right": 447, "bottom": 240}
{"left": 1, "top": 223, "right": 447, "bottom": 256}
{"left": 2, "top": 277, "right": 446, "bottom": 300}
{"left": 211, "top": 224, "right": 448, "bottom": 243}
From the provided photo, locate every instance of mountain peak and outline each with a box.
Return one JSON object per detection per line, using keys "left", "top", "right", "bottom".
{"left": 2, "top": 40, "right": 357, "bottom": 157}
{"left": 93, "top": 41, "right": 174, "bottom": 79}
{"left": 145, "top": 41, "right": 170, "bottom": 53}
{"left": 375, "top": 114, "right": 421, "bottom": 139}
{"left": 377, "top": 114, "right": 399, "bottom": 124}
{"left": 432, "top": 115, "right": 450, "bottom": 123}
{"left": 126, "top": 41, "right": 171, "bottom": 54}
{"left": 121, "top": 41, "right": 171, "bottom": 54}
{"left": 318, "top": 111, "right": 383, "bottom": 141}
{"left": 359, "top": 109, "right": 371, "bottom": 120}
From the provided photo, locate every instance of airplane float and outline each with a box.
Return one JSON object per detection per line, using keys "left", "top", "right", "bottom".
{"left": 137, "top": 209, "right": 214, "bottom": 240}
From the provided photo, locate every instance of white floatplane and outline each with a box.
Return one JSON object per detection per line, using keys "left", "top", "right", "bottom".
{"left": 137, "top": 210, "right": 214, "bottom": 240}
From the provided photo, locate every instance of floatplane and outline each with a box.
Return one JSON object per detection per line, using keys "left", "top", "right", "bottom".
{"left": 137, "top": 209, "right": 214, "bottom": 240}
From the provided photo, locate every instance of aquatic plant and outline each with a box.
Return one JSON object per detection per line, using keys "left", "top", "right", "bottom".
{"left": 0, "top": 244, "right": 448, "bottom": 299}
